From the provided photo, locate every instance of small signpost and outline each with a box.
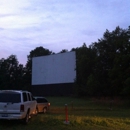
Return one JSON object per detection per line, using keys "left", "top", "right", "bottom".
{"left": 64, "top": 104, "right": 70, "bottom": 124}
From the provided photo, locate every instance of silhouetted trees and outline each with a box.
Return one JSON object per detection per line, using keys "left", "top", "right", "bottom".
{"left": 0, "top": 55, "right": 25, "bottom": 90}
{"left": 74, "top": 26, "right": 130, "bottom": 97}
{"left": 0, "top": 26, "right": 130, "bottom": 97}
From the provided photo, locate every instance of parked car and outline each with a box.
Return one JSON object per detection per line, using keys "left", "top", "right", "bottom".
{"left": 0, "top": 90, "right": 38, "bottom": 124}
{"left": 34, "top": 97, "right": 50, "bottom": 113}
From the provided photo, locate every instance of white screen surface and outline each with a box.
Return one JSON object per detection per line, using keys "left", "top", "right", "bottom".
{"left": 32, "top": 51, "right": 76, "bottom": 85}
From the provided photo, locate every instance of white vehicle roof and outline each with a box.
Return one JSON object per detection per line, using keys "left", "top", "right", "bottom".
{"left": 0, "top": 90, "right": 30, "bottom": 93}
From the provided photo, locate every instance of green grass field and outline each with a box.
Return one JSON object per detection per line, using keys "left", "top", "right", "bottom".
{"left": 0, "top": 97, "right": 130, "bottom": 130}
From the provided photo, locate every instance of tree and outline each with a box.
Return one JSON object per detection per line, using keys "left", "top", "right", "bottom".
{"left": 73, "top": 43, "right": 97, "bottom": 96}
{"left": 0, "top": 55, "right": 25, "bottom": 90}
{"left": 26, "top": 46, "right": 53, "bottom": 71}
{"left": 91, "top": 26, "right": 130, "bottom": 97}
{"left": 25, "top": 46, "right": 53, "bottom": 90}
{"left": 59, "top": 49, "right": 68, "bottom": 53}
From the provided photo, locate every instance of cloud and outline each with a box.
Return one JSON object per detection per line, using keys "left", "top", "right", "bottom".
{"left": 0, "top": 0, "right": 130, "bottom": 65}
{"left": 0, "top": 27, "right": 4, "bottom": 30}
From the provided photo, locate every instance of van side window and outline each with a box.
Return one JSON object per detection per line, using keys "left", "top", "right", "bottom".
{"left": 23, "top": 93, "right": 27, "bottom": 102}
{"left": 31, "top": 94, "right": 35, "bottom": 100}
{"left": 28, "top": 93, "right": 31, "bottom": 101}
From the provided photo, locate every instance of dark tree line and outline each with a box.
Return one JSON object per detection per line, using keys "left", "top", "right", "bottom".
{"left": 75, "top": 26, "right": 130, "bottom": 97}
{"left": 0, "top": 26, "right": 130, "bottom": 97}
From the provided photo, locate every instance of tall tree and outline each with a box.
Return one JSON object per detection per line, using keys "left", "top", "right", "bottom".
{"left": 25, "top": 46, "right": 53, "bottom": 90}
{"left": 91, "top": 26, "right": 130, "bottom": 97}
{"left": 73, "top": 43, "right": 97, "bottom": 96}
{"left": 0, "top": 55, "right": 24, "bottom": 90}
{"left": 108, "top": 26, "right": 130, "bottom": 96}
{"left": 59, "top": 49, "right": 68, "bottom": 53}
{"left": 26, "top": 46, "right": 53, "bottom": 71}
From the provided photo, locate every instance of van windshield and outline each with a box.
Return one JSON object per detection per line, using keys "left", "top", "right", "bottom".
{"left": 0, "top": 92, "right": 21, "bottom": 103}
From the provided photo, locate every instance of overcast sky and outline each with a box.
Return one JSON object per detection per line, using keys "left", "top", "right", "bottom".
{"left": 0, "top": 0, "right": 130, "bottom": 65}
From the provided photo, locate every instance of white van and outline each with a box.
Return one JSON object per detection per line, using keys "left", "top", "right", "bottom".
{"left": 0, "top": 90, "right": 37, "bottom": 124}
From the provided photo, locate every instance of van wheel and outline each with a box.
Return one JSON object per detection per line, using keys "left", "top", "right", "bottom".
{"left": 23, "top": 112, "right": 29, "bottom": 124}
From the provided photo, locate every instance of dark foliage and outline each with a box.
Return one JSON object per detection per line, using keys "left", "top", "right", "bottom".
{"left": 0, "top": 26, "right": 130, "bottom": 98}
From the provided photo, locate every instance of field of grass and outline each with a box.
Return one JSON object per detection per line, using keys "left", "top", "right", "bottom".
{"left": 0, "top": 97, "right": 130, "bottom": 130}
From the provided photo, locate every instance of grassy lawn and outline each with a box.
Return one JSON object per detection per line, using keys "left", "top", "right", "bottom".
{"left": 0, "top": 97, "right": 130, "bottom": 130}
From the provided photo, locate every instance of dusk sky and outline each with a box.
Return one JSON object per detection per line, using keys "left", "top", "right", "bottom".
{"left": 0, "top": 0, "right": 130, "bottom": 66}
